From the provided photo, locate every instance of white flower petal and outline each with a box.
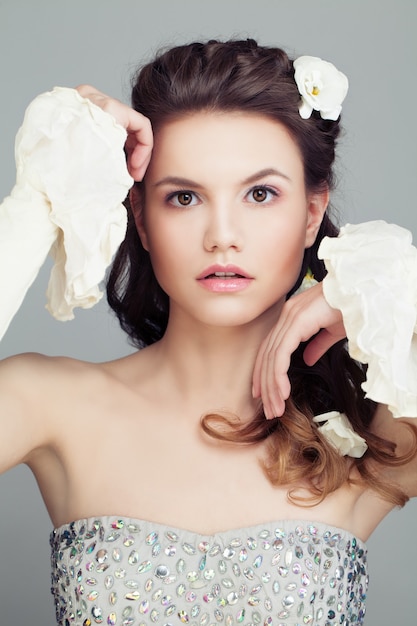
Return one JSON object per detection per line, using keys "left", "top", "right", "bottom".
{"left": 294, "top": 56, "right": 348, "bottom": 121}
{"left": 319, "top": 105, "right": 342, "bottom": 121}
{"left": 298, "top": 99, "right": 313, "bottom": 119}
{"left": 313, "top": 411, "right": 368, "bottom": 458}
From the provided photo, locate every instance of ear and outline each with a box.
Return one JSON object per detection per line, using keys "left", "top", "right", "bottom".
{"left": 130, "top": 184, "right": 149, "bottom": 251}
{"left": 304, "top": 187, "right": 329, "bottom": 248}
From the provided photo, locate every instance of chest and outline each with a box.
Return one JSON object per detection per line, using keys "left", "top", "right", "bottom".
{"left": 64, "top": 405, "right": 282, "bottom": 527}
{"left": 48, "top": 393, "right": 373, "bottom": 538}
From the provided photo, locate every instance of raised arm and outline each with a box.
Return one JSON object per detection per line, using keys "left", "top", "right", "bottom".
{"left": 0, "top": 86, "right": 153, "bottom": 478}
{"left": 253, "top": 221, "right": 417, "bottom": 498}
{"left": 0, "top": 86, "right": 153, "bottom": 341}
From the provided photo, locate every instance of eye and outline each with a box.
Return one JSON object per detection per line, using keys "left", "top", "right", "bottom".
{"left": 247, "top": 185, "right": 278, "bottom": 204}
{"left": 167, "top": 190, "right": 199, "bottom": 207}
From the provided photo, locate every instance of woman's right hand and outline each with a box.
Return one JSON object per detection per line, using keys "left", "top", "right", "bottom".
{"left": 252, "top": 282, "right": 346, "bottom": 419}
{"left": 76, "top": 85, "right": 153, "bottom": 181}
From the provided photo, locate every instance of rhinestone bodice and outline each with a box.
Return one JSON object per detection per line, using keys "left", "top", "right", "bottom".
{"left": 50, "top": 516, "right": 368, "bottom": 626}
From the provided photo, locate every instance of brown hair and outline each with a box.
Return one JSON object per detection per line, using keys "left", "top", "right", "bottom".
{"left": 107, "top": 39, "right": 416, "bottom": 506}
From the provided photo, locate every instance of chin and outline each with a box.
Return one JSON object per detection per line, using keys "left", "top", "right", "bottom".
{"left": 197, "top": 305, "right": 280, "bottom": 330}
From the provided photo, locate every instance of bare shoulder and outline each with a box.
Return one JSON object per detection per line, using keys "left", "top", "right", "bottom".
{"left": 0, "top": 351, "right": 109, "bottom": 399}
{"left": 0, "top": 347, "right": 153, "bottom": 414}
{"left": 0, "top": 352, "right": 119, "bottom": 474}
{"left": 0, "top": 352, "right": 72, "bottom": 402}
{"left": 370, "top": 403, "right": 417, "bottom": 498}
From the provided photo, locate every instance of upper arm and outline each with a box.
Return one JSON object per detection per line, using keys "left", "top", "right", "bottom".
{"left": 370, "top": 403, "right": 417, "bottom": 498}
{"left": 0, "top": 353, "right": 56, "bottom": 474}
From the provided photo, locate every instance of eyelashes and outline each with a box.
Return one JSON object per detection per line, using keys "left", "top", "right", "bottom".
{"left": 166, "top": 191, "right": 199, "bottom": 207}
{"left": 166, "top": 185, "right": 280, "bottom": 208}
{"left": 247, "top": 185, "right": 279, "bottom": 204}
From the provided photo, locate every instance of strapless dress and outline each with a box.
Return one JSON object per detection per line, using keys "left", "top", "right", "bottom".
{"left": 50, "top": 516, "right": 367, "bottom": 626}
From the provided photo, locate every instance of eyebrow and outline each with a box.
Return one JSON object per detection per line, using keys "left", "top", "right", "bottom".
{"left": 152, "top": 176, "right": 204, "bottom": 189}
{"left": 152, "top": 168, "right": 291, "bottom": 189}
{"left": 242, "top": 168, "right": 291, "bottom": 184}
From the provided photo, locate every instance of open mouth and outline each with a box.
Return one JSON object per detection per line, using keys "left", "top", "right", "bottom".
{"left": 197, "top": 267, "right": 252, "bottom": 291}
{"left": 207, "top": 271, "right": 245, "bottom": 278}
{"left": 197, "top": 265, "right": 252, "bottom": 283}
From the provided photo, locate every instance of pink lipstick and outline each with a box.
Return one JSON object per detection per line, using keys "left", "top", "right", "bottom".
{"left": 197, "top": 264, "right": 253, "bottom": 292}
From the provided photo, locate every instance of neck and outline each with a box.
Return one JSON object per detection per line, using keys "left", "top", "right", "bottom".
{"left": 150, "top": 305, "right": 282, "bottom": 419}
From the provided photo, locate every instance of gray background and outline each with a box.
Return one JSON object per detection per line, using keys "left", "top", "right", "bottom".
{"left": 0, "top": 0, "right": 416, "bottom": 624}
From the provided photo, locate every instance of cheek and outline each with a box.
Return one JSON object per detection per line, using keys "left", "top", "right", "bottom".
{"left": 264, "top": 219, "right": 306, "bottom": 248}
{"left": 261, "top": 218, "right": 308, "bottom": 286}
{"left": 144, "top": 220, "right": 192, "bottom": 289}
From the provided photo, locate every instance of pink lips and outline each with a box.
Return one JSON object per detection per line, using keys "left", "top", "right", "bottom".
{"left": 197, "top": 264, "right": 253, "bottom": 292}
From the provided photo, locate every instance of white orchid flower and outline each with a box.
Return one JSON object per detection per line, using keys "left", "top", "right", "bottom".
{"left": 313, "top": 411, "right": 368, "bottom": 458}
{"left": 294, "top": 56, "right": 349, "bottom": 121}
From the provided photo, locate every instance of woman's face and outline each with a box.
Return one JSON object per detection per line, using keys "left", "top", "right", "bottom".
{"left": 134, "top": 111, "right": 327, "bottom": 329}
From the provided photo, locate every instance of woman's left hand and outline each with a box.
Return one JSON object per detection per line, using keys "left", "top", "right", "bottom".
{"left": 252, "top": 282, "right": 347, "bottom": 419}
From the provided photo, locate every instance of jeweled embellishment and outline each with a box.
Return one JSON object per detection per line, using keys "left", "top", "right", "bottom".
{"left": 87, "top": 590, "right": 99, "bottom": 601}
{"left": 112, "top": 549, "right": 122, "bottom": 562}
{"left": 165, "top": 544, "right": 177, "bottom": 556}
{"left": 111, "top": 520, "right": 124, "bottom": 530}
{"left": 50, "top": 518, "right": 369, "bottom": 626}
{"left": 137, "top": 560, "right": 152, "bottom": 573}
{"left": 253, "top": 555, "right": 263, "bottom": 568}
{"left": 91, "top": 605, "right": 103, "bottom": 623}
{"left": 166, "top": 530, "right": 179, "bottom": 542}
{"left": 182, "top": 542, "right": 196, "bottom": 555}
{"left": 178, "top": 609, "right": 189, "bottom": 622}
{"left": 106, "top": 612, "right": 116, "bottom": 625}
{"left": 139, "top": 600, "right": 150, "bottom": 613}
{"left": 86, "top": 541, "right": 97, "bottom": 554}
{"left": 123, "top": 536, "right": 135, "bottom": 547}
{"left": 124, "top": 590, "right": 140, "bottom": 601}
{"left": 146, "top": 531, "right": 158, "bottom": 545}
{"left": 177, "top": 583, "right": 186, "bottom": 596}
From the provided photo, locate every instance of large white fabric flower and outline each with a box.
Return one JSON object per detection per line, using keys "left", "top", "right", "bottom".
{"left": 293, "top": 56, "right": 349, "bottom": 120}
{"left": 313, "top": 411, "right": 368, "bottom": 458}
{"left": 319, "top": 221, "right": 417, "bottom": 418}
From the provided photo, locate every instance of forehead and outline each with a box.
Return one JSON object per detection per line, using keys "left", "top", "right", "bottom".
{"left": 145, "top": 111, "right": 304, "bottom": 183}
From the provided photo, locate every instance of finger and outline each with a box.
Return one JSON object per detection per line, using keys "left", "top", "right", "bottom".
{"left": 260, "top": 349, "right": 284, "bottom": 418}
{"left": 257, "top": 318, "right": 294, "bottom": 417}
{"left": 263, "top": 333, "right": 294, "bottom": 417}
{"left": 303, "top": 329, "right": 334, "bottom": 365}
{"left": 75, "top": 87, "right": 153, "bottom": 181}
{"left": 124, "top": 116, "right": 153, "bottom": 180}
{"left": 252, "top": 334, "right": 269, "bottom": 398}
{"left": 303, "top": 325, "right": 345, "bottom": 365}
{"left": 258, "top": 297, "right": 326, "bottom": 416}
{"left": 253, "top": 330, "right": 280, "bottom": 416}
{"left": 254, "top": 284, "right": 337, "bottom": 419}
{"left": 129, "top": 144, "right": 153, "bottom": 181}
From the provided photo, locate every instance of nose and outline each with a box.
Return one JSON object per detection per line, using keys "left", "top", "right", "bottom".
{"left": 203, "top": 204, "right": 243, "bottom": 252}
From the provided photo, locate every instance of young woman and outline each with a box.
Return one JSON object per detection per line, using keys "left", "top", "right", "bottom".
{"left": 1, "top": 39, "right": 416, "bottom": 626}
